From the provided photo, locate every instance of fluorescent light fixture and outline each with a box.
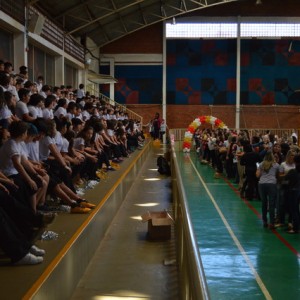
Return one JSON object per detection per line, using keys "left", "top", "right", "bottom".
{"left": 87, "top": 71, "right": 118, "bottom": 84}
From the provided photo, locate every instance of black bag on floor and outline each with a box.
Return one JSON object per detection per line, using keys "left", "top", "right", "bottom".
{"left": 157, "top": 156, "right": 171, "bottom": 175}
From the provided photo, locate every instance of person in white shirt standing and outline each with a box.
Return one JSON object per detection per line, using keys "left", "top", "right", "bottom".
{"left": 76, "top": 83, "right": 85, "bottom": 100}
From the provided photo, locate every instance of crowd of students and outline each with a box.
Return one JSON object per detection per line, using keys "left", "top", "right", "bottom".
{"left": 194, "top": 127, "right": 300, "bottom": 233}
{"left": 0, "top": 61, "right": 145, "bottom": 265}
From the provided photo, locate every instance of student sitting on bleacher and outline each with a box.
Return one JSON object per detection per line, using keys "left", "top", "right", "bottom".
{"left": 73, "top": 125, "right": 100, "bottom": 180}
{"left": 53, "top": 98, "right": 68, "bottom": 120}
{"left": 0, "top": 121, "right": 46, "bottom": 213}
{"left": 36, "top": 119, "right": 94, "bottom": 213}
{"left": 0, "top": 206, "right": 45, "bottom": 265}
{"left": 16, "top": 88, "right": 35, "bottom": 122}
{"left": 42, "top": 94, "right": 56, "bottom": 120}
{"left": 101, "top": 119, "right": 124, "bottom": 162}
{"left": 86, "top": 118, "right": 116, "bottom": 171}
{"left": 0, "top": 170, "right": 55, "bottom": 241}
{"left": 27, "top": 93, "right": 44, "bottom": 119}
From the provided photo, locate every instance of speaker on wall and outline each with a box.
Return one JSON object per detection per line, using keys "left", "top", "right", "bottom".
{"left": 28, "top": 13, "right": 45, "bottom": 35}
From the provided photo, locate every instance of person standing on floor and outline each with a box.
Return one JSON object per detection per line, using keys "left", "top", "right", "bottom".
{"left": 159, "top": 118, "right": 167, "bottom": 141}
{"left": 284, "top": 154, "right": 300, "bottom": 234}
{"left": 152, "top": 112, "right": 161, "bottom": 140}
{"left": 256, "top": 151, "right": 280, "bottom": 229}
{"left": 276, "top": 150, "right": 295, "bottom": 228}
{"left": 240, "top": 143, "right": 260, "bottom": 201}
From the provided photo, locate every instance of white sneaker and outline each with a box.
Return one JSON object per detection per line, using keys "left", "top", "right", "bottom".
{"left": 30, "top": 245, "right": 46, "bottom": 256}
{"left": 14, "top": 253, "right": 43, "bottom": 265}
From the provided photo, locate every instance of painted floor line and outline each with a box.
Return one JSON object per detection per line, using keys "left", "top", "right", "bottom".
{"left": 188, "top": 156, "right": 273, "bottom": 300}
{"left": 205, "top": 183, "right": 229, "bottom": 186}
{"left": 220, "top": 169, "right": 300, "bottom": 258}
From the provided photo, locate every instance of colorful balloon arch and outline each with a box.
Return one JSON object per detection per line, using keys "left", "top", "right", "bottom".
{"left": 183, "top": 115, "right": 228, "bottom": 152}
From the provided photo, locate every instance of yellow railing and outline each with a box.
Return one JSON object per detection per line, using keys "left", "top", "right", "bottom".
{"left": 170, "top": 141, "right": 210, "bottom": 300}
{"left": 98, "top": 93, "right": 143, "bottom": 124}
{"left": 86, "top": 85, "right": 143, "bottom": 124}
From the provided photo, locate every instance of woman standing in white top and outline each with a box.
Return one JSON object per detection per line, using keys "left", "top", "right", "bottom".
{"left": 256, "top": 151, "right": 280, "bottom": 229}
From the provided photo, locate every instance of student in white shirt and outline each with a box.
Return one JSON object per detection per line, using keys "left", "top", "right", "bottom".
{"left": 37, "top": 119, "right": 94, "bottom": 212}
{"left": 0, "top": 121, "right": 44, "bottom": 212}
{"left": 16, "top": 88, "right": 35, "bottom": 122}
{"left": 28, "top": 94, "right": 44, "bottom": 119}
{"left": 35, "top": 75, "right": 44, "bottom": 93}
{"left": 39, "top": 85, "right": 52, "bottom": 99}
{"left": 21, "top": 124, "right": 49, "bottom": 211}
{"left": 53, "top": 98, "right": 67, "bottom": 120}
{"left": 76, "top": 83, "right": 85, "bottom": 99}
{"left": 42, "top": 95, "right": 56, "bottom": 120}
{"left": 0, "top": 90, "right": 19, "bottom": 128}
{"left": 82, "top": 102, "right": 94, "bottom": 121}
{"left": 7, "top": 74, "right": 19, "bottom": 101}
{"left": 159, "top": 119, "right": 167, "bottom": 141}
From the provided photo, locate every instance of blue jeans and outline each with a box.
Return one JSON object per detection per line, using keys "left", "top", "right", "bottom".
{"left": 259, "top": 183, "right": 277, "bottom": 225}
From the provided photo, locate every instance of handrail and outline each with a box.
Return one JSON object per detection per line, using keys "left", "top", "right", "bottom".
{"left": 86, "top": 85, "right": 143, "bottom": 124}
{"left": 170, "top": 133, "right": 210, "bottom": 300}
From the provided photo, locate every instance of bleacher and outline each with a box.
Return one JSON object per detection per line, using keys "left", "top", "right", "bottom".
{"left": 0, "top": 139, "right": 151, "bottom": 299}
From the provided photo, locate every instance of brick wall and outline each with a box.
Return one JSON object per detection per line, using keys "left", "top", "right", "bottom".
{"left": 127, "top": 104, "right": 300, "bottom": 130}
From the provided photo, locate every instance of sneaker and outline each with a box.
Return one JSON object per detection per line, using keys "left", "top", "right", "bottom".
{"left": 76, "top": 188, "right": 85, "bottom": 196}
{"left": 14, "top": 253, "right": 43, "bottom": 265}
{"left": 274, "top": 223, "right": 284, "bottom": 228}
{"left": 110, "top": 162, "right": 120, "bottom": 169}
{"left": 107, "top": 167, "right": 116, "bottom": 171}
{"left": 80, "top": 202, "right": 96, "bottom": 209}
{"left": 77, "top": 199, "right": 96, "bottom": 209}
{"left": 42, "top": 213, "right": 56, "bottom": 226}
{"left": 37, "top": 204, "right": 53, "bottom": 212}
{"left": 71, "top": 206, "right": 91, "bottom": 214}
{"left": 286, "top": 229, "right": 299, "bottom": 234}
{"left": 214, "top": 172, "right": 221, "bottom": 179}
{"left": 30, "top": 245, "right": 45, "bottom": 256}
{"left": 263, "top": 222, "right": 268, "bottom": 228}
{"left": 96, "top": 171, "right": 108, "bottom": 180}
{"left": 59, "top": 205, "right": 71, "bottom": 213}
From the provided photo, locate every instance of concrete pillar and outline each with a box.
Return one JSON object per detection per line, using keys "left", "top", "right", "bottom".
{"left": 55, "top": 55, "right": 64, "bottom": 85}
{"left": 14, "top": 32, "right": 27, "bottom": 70}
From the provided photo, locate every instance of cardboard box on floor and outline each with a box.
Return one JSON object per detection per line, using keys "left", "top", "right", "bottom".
{"left": 141, "top": 211, "right": 174, "bottom": 241}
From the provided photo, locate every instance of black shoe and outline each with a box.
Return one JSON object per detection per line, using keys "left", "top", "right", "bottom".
{"left": 286, "top": 229, "right": 299, "bottom": 234}
{"left": 263, "top": 222, "right": 268, "bottom": 228}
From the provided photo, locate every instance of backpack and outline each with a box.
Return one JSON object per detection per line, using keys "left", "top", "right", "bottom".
{"left": 157, "top": 156, "right": 171, "bottom": 175}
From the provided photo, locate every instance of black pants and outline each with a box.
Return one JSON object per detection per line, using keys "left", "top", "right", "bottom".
{"left": 0, "top": 189, "right": 43, "bottom": 240}
{"left": 45, "top": 159, "right": 76, "bottom": 193}
{"left": 0, "top": 206, "right": 31, "bottom": 263}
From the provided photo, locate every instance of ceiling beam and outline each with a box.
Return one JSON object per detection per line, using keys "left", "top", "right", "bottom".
{"left": 55, "top": 0, "right": 96, "bottom": 19}
{"left": 67, "top": 0, "right": 144, "bottom": 35}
